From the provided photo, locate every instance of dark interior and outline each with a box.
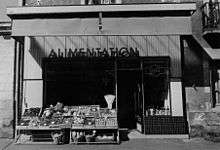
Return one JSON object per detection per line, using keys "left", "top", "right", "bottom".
{"left": 144, "top": 74, "right": 168, "bottom": 110}
{"left": 117, "top": 70, "right": 141, "bottom": 129}
{"left": 43, "top": 58, "right": 115, "bottom": 108}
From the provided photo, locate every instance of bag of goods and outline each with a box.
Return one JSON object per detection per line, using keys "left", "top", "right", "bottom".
{"left": 76, "top": 132, "right": 86, "bottom": 142}
{"left": 51, "top": 131, "right": 65, "bottom": 145}
{"left": 54, "top": 102, "right": 64, "bottom": 112}
{"left": 85, "top": 134, "right": 96, "bottom": 142}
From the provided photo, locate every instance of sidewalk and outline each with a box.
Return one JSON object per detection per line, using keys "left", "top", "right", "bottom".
{"left": 2, "top": 138, "right": 220, "bottom": 150}
{"left": 0, "top": 138, "right": 13, "bottom": 150}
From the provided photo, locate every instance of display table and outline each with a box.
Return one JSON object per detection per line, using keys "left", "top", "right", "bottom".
{"left": 70, "top": 126, "right": 119, "bottom": 144}
{"left": 15, "top": 105, "right": 120, "bottom": 144}
{"left": 15, "top": 125, "right": 120, "bottom": 144}
{"left": 15, "top": 126, "right": 63, "bottom": 144}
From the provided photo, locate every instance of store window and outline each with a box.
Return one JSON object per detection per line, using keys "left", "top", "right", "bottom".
{"left": 143, "top": 61, "right": 170, "bottom": 116}
{"left": 43, "top": 58, "right": 116, "bottom": 107}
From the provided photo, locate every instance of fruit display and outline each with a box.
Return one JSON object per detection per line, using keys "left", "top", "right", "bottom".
{"left": 18, "top": 102, "right": 118, "bottom": 128}
{"left": 16, "top": 102, "right": 119, "bottom": 144}
{"left": 22, "top": 107, "right": 41, "bottom": 118}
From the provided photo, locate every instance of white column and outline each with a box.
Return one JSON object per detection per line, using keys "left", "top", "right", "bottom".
{"left": 170, "top": 81, "right": 183, "bottom": 116}
{"left": 23, "top": 37, "right": 43, "bottom": 108}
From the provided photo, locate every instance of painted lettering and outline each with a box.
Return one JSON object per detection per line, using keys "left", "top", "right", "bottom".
{"left": 48, "top": 47, "right": 140, "bottom": 58}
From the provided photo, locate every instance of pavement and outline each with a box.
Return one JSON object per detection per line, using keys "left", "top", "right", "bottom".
{"left": 0, "top": 138, "right": 14, "bottom": 150}
{"left": 1, "top": 138, "right": 220, "bottom": 150}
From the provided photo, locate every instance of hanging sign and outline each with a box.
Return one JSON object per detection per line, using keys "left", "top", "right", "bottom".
{"left": 48, "top": 47, "right": 140, "bottom": 58}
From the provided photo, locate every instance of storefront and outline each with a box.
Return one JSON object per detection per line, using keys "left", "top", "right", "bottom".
{"left": 7, "top": 3, "right": 197, "bottom": 144}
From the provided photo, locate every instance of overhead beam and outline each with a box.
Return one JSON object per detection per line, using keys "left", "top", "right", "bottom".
{"left": 7, "top": 3, "right": 196, "bottom": 16}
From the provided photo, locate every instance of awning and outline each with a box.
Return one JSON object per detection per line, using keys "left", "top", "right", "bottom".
{"left": 7, "top": 3, "right": 196, "bottom": 37}
{"left": 10, "top": 17, "right": 192, "bottom": 36}
{"left": 193, "top": 34, "right": 220, "bottom": 60}
{"left": 7, "top": 3, "right": 197, "bottom": 15}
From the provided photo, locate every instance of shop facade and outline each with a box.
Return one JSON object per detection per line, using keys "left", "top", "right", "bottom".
{"left": 25, "top": 35, "right": 185, "bottom": 134}
{"left": 7, "top": 1, "right": 217, "bottom": 143}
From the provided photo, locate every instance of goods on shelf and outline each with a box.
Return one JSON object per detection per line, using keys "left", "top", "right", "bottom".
{"left": 145, "top": 107, "right": 170, "bottom": 116}
{"left": 19, "top": 118, "right": 31, "bottom": 126}
{"left": 18, "top": 102, "right": 117, "bottom": 129}
{"left": 23, "top": 107, "right": 41, "bottom": 118}
{"left": 71, "top": 131, "right": 87, "bottom": 142}
{"left": 106, "top": 118, "right": 117, "bottom": 126}
{"left": 71, "top": 130, "right": 116, "bottom": 143}
{"left": 16, "top": 102, "right": 119, "bottom": 144}
{"left": 96, "top": 135, "right": 115, "bottom": 142}
{"left": 95, "top": 118, "right": 105, "bottom": 127}
{"left": 51, "top": 131, "right": 65, "bottom": 145}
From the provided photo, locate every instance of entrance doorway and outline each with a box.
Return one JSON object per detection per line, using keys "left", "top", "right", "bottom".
{"left": 117, "top": 70, "right": 141, "bottom": 129}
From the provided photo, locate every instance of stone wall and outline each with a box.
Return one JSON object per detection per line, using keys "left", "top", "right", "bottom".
{"left": 0, "top": 37, "right": 14, "bottom": 138}
{"left": 0, "top": 0, "right": 17, "bottom": 21}
{"left": 186, "top": 86, "right": 220, "bottom": 141}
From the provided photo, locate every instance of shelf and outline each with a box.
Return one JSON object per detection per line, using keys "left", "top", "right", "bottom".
{"left": 16, "top": 126, "right": 61, "bottom": 130}
{"left": 16, "top": 125, "right": 118, "bottom": 130}
{"left": 70, "top": 141, "right": 119, "bottom": 144}
{"left": 71, "top": 126, "right": 118, "bottom": 130}
{"left": 15, "top": 141, "right": 55, "bottom": 145}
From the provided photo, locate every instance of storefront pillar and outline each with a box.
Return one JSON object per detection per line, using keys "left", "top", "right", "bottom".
{"left": 13, "top": 37, "right": 24, "bottom": 138}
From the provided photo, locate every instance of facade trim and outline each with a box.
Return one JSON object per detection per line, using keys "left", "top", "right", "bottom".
{"left": 7, "top": 3, "right": 196, "bottom": 16}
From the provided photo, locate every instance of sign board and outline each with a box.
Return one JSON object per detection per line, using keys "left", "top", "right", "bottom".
{"left": 48, "top": 47, "right": 140, "bottom": 58}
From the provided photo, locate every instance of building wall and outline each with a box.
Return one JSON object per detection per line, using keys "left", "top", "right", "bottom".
{"left": 0, "top": 0, "right": 17, "bottom": 138}
{"left": 184, "top": 0, "right": 220, "bottom": 138}
{"left": 0, "top": 0, "right": 17, "bottom": 21}
{"left": 0, "top": 37, "right": 14, "bottom": 138}
{"left": 182, "top": 36, "right": 214, "bottom": 137}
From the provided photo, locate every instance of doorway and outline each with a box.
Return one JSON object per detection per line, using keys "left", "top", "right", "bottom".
{"left": 117, "top": 70, "right": 141, "bottom": 129}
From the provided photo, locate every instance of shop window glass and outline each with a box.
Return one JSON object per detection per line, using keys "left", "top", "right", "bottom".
{"left": 143, "top": 60, "right": 170, "bottom": 116}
